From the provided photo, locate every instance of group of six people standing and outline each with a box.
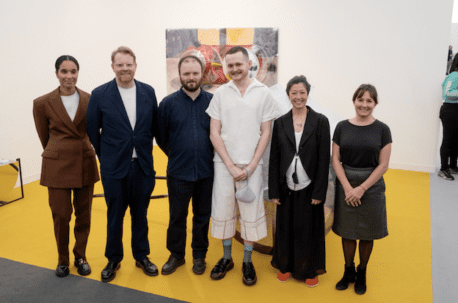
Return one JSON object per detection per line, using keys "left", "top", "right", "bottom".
{"left": 33, "top": 45, "right": 391, "bottom": 296}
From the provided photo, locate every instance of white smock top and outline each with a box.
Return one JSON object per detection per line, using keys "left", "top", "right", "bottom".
{"left": 205, "top": 79, "right": 278, "bottom": 164}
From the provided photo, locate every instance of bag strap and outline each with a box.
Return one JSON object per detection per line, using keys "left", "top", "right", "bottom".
{"left": 243, "top": 167, "right": 250, "bottom": 181}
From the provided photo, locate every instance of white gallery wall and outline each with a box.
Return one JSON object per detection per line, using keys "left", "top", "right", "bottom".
{"left": 450, "top": 1, "right": 458, "bottom": 56}
{"left": 449, "top": 23, "right": 458, "bottom": 58}
{"left": 0, "top": 0, "right": 453, "bottom": 183}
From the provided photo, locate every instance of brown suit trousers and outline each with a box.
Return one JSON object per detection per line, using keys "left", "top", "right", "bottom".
{"left": 48, "top": 185, "right": 94, "bottom": 265}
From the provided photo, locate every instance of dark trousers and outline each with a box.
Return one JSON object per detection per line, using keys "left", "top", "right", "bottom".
{"left": 48, "top": 185, "right": 94, "bottom": 266}
{"left": 272, "top": 185, "right": 325, "bottom": 280}
{"left": 166, "top": 176, "right": 213, "bottom": 260}
{"left": 440, "top": 103, "right": 458, "bottom": 170}
{"left": 101, "top": 160, "right": 155, "bottom": 262}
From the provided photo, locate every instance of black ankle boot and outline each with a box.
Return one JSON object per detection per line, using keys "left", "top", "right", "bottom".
{"left": 354, "top": 265, "right": 367, "bottom": 295}
{"left": 335, "top": 263, "right": 356, "bottom": 290}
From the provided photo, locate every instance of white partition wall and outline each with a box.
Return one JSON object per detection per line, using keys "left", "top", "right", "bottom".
{"left": 0, "top": 0, "right": 453, "bottom": 183}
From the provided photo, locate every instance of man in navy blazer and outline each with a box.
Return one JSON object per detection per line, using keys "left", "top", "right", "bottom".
{"left": 87, "top": 46, "right": 159, "bottom": 282}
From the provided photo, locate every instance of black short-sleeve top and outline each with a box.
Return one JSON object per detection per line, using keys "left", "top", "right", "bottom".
{"left": 332, "top": 120, "right": 392, "bottom": 168}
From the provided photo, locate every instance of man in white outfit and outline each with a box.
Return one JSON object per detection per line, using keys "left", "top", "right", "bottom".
{"left": 205, "top": 46, "right": 277, "bottom": 286}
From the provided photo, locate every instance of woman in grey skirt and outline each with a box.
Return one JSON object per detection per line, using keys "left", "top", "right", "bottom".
{"left": 331, "top": 84, "right": 392, "bottom": 295}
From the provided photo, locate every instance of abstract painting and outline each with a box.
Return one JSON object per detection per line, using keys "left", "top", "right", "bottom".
{"left": 166, "top": 28, "right": 278, "bottom": 94}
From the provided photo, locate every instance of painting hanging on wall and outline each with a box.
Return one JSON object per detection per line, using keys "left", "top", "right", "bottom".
{"left": 166, "top": 27, "right": 278, "bottom": 94}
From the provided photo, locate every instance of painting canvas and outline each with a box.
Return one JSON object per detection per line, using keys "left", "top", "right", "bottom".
{"left": 166, "top": 28, "right": 278, "bottom": 94}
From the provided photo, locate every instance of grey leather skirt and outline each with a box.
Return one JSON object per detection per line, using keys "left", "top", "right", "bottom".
{"left": 332, "top": 165, "right": 388, "bottom": 240}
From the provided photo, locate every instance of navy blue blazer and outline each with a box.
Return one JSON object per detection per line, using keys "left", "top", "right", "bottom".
{"left": 87, "top": 79, "right": 158, "bottom": 179}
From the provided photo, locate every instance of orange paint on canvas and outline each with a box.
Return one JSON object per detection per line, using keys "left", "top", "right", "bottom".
{"left": 226, "top": 28, "right": 254, "bottom": 45}
{"left": 198, "top": 29, "right": 220, "bottom": 45}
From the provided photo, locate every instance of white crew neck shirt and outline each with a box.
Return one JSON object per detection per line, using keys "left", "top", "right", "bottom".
{"left": 61, "top": 90, "right": 79, "bottom": 121}
{"left": 205, "top": 79, "right": 278, "bottom": 164}
{"left": 118, "top": 85, "right": 137, "bottom": 158}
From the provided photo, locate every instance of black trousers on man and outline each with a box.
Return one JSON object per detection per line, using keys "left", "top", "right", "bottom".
{"left": 166, "top": 176, "right": 213, "bottom": 260}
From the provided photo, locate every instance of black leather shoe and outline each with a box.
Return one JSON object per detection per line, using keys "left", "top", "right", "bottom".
{"left": 242, "top": 262, "right": 257, "bottom": 286}
{"left": 161, "top": 255, "right": 185, "bottom": 275}
{"left": 101, "top": 261, "right": 120, "bottom": 283}
{"left": 210, "top": 258, "right": 234, "bottom": 280}
{"left": 192, "top": 258, "right": 206, "bottom": 275}
{"left": 74, "top": 257, "right": 91, "bottom": 276}
{"left": 55, "top": 265, "right": 69, "bottom": 277}
{"left": 135, "top": 258, "right": 159, "bottom": 276}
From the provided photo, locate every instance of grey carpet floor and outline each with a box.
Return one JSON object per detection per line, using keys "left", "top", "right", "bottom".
{"left": 430, "top": 172, "right": 458, "bottom": 303}
{"left": 0, "top": 258, "right": 186, "bottom": 303}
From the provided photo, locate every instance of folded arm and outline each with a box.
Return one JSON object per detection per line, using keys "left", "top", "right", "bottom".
{"left": 332, "top": 142, "right": 391, "bottom": 207}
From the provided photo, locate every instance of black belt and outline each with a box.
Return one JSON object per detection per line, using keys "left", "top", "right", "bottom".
{"left": 132, "top": 158, "right": 138, "bottom": 161}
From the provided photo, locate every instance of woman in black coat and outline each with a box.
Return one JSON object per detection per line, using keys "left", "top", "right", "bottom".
{"left": 269, "top": 75, "right": 330, "bottom": 287}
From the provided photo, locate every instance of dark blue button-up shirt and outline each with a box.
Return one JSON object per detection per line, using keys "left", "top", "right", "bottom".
{"left": 157, "top": 88, "right": 214, "bottom": 182}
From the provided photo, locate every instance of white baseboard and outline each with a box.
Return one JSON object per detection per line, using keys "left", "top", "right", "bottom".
{"left": 389, "top": 162, "right": 436, "bottom": 173}
{"left": 21, "top": 173, "right": 40, "bottom": 186}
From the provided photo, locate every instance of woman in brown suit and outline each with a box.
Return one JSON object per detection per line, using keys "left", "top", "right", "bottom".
{"left": 33, "top": 55, "right": 99, "bottom": 277}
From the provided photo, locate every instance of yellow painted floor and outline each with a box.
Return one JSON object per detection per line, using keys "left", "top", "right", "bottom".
{"left": 0, "top": 149, "right": 432, "bottom": 302}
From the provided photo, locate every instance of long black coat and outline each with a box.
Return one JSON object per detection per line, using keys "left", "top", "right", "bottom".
{"left": 269, "top": 106, "right": 330, "bottom": 202}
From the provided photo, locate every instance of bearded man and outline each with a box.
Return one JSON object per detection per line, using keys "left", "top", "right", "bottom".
{"left": 157, "top": 55, "right": 214, "bottom": 275}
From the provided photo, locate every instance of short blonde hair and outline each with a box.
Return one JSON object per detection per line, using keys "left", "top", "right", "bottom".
{"left": 111, "top": 46, "right": 136, "bottom": 63}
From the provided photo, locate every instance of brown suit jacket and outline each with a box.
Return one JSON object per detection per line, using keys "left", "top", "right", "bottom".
{"left": 33, "top": 87, "right": 100, "bottom": 188}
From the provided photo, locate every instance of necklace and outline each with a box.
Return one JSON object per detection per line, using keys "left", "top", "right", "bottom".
{"left": 293, "top": 116, "right": 306, "bottom": 127}
{"left": 293, "top": 108, "right": 308, "bottom": 128}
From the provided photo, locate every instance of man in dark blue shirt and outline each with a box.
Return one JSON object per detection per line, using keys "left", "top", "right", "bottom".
{"left": 157, "top": 55, "right": 214, "bottom": 275}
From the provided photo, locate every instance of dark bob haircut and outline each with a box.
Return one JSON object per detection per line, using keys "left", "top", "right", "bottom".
{"left": 352, "top": 84, "right": 378, "bottom": 104}
{"left": 286, "top": 75, "right": 311, "bottom": 95}
{"left": 55, "top": 55, "right": 79, "bottom": 72}
{"left": 226, "top": 46, "right": 249, "bottom": 61}
{"left": 178, "top": 55, "right": 205, "bottom": 74}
